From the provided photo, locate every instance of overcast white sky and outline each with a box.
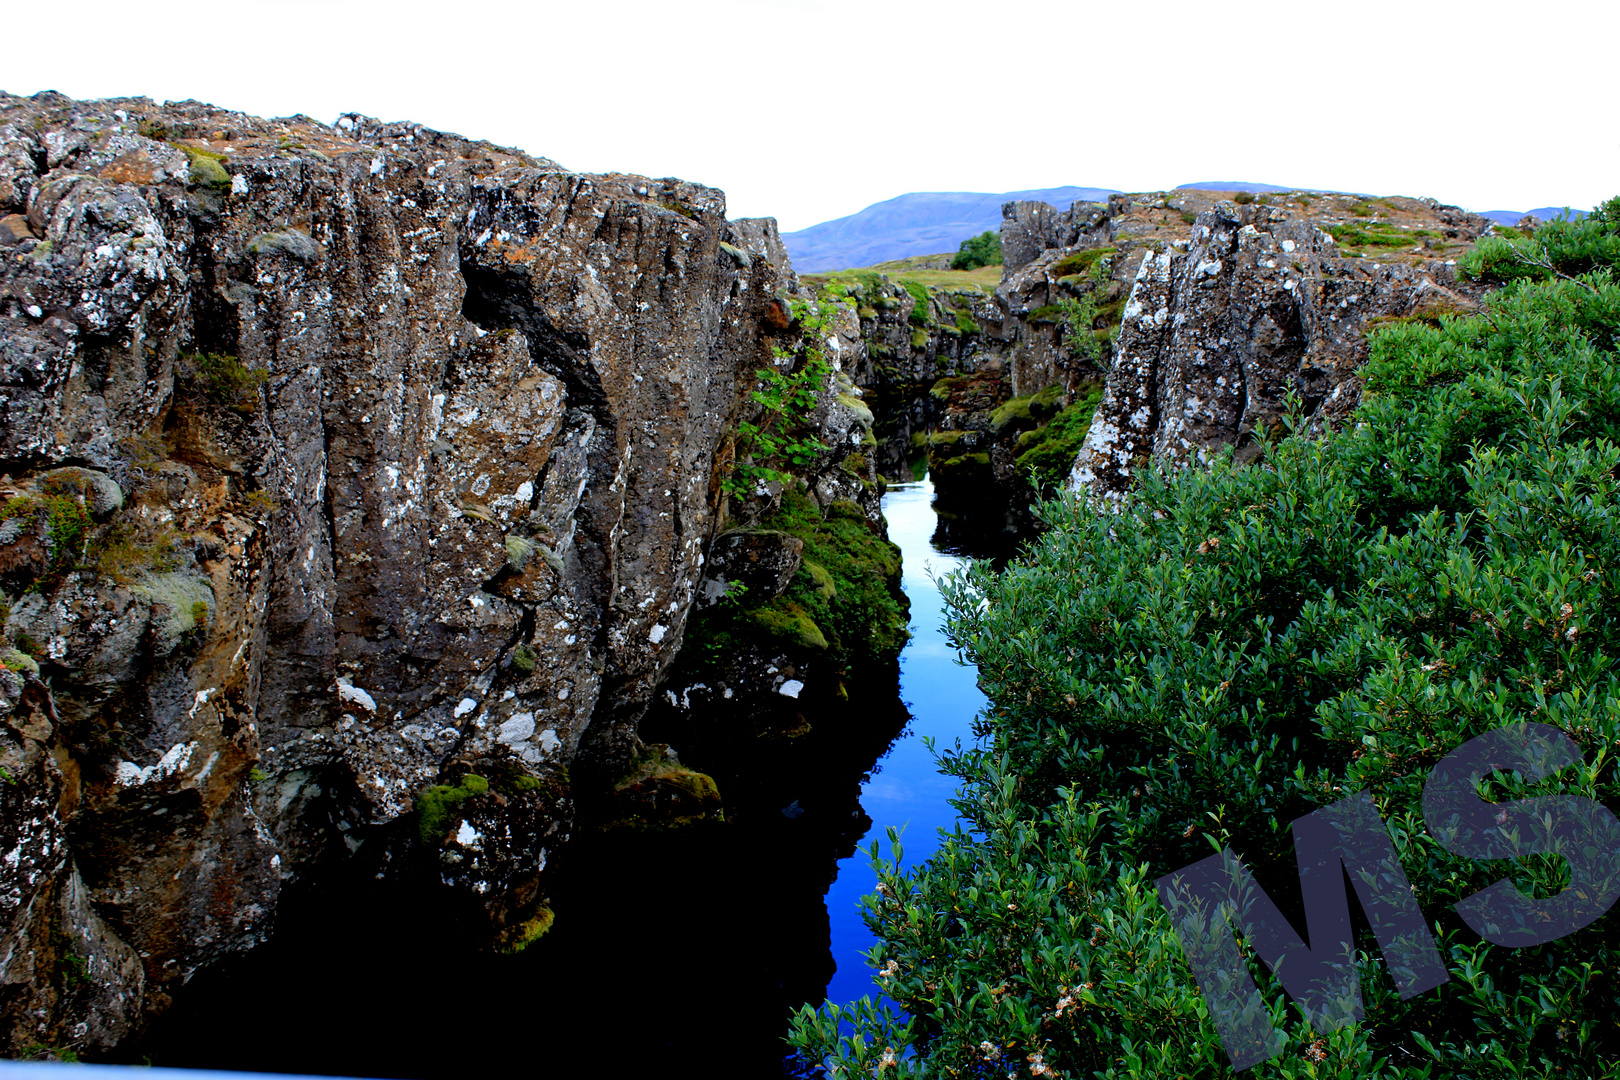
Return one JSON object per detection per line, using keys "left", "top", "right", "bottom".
{"left": 8, "top": 0, "right": 1615, "bottom": 232}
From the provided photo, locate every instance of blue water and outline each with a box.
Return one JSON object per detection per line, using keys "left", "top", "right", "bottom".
{"left": 822, "top": 477, "right": 988, "bottom": 1009}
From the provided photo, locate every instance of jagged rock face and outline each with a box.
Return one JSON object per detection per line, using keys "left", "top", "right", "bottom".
{"left": 1069, "top": 201, "right": 1486, "bottom": 499}
{"left": 0, "top": 91, "right": 791, "bottom": 1051}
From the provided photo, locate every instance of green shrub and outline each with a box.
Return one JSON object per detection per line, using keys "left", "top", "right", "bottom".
{"left": 791, "top": 197, "right": 1620, "bottom": 1078}
{"left": 187, "top": 351, "right": 268, "bottom": 413}
{"left": 952, "top": 230, "right": 1003, "bottom": 271}
{"left": 1233, "top": 191, "right": 1255, "bottom": 205}
{"left": 2, "top": 492, "right": 93, "bottom": 582}
{"left": 725, "top": 300, "right": 834, "bottom": 500}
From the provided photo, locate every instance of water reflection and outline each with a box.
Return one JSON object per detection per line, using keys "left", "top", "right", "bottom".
{"left": 822, "top": 477, "right": 990, "bottom": 1010}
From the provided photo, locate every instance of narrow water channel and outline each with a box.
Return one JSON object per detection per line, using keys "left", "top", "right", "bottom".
{"left": 129, "top": 477, "right": 1000, "bottom": 1080}
{"left": 823, "top": 477, "right": 989, "bottom": 1009}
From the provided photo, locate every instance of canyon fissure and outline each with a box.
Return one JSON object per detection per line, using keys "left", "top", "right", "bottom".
{"left": 0, "top": 91, "right": 1501, "bottom": 1072}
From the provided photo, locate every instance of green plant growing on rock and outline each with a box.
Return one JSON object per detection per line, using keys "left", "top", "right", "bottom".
{"left": 178, "top": 145, "right": 232, "bottom": 191}
{"left": 723, "top": 300, "right": 834, "bottom": 501}
{"left": 134, "top": 572, "right": 215, "bottom": 653}
{"left": 416, "top": 773, "right": 490, "bottom": 843}
{"left": 903, "top": 280, "right": 932, "bottom": 327}
{"left": 2, "top": 490, "right": 93, "bottom": 585}
{"left": 94, "top": 518, "right": 184, "bottom": 585}
{"left": 1014, "top": 383, "right": 1104, "bottom": 493}
{"left": 1055, "top": 294, "right": 1102, "bottom": 360}
{"left": 504, "top": 535, "right": 537, "bottom": 570}
{"left": 1051, "top": 246, "right": 1117, "bottom": 278}
{"left": 186, "top": 351, "right": 268, "bottom": 413}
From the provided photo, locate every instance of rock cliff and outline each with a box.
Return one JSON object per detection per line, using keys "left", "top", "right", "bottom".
{"left": 1067, "top": 194, "right": 1492, "bottom": 499}
{"left": 0, "top": 91, "right": 849, "bottom": 1055}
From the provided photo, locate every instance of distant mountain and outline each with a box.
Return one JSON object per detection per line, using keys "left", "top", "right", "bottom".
{"left": 1478, "top": 207, "right": 1589, "bottom": 226}
{"left": 1174, "top": 181, "right": 1344, "bottom": 194}
{"left": 779, "top": 187, "right": 1120, "bottom": 273}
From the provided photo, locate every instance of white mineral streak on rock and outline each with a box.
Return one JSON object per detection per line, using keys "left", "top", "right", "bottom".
{"left": 499, "top": 712, "right": 536, "bottom": 745}
{"left": 114, "top": 742, "right": 198, "bottom": 787}
{"left": 335, "top": 678, "right": 377, "bottom": 712}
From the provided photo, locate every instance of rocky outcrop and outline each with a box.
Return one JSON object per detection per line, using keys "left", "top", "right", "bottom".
{"left": 1069, "top": 197, "right": 1490, "bottom": 499}
{"left": 0, "top": 90, "right": 820, "bottom": 1054}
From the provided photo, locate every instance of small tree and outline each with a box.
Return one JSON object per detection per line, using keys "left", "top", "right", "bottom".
{"left": 951, "top": 230, "right": 1002, "bottom": 271}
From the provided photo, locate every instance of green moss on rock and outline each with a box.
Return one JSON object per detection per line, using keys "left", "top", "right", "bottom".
{"left": 1013, "top": 384, "right": 1105, "bottom": 493}
{"left": 416, "top": 773, "right": 491, "bottom": 843}
{"left": 494, "top": 905, "right": 556, "bottom": 953}
{"left": 746, "top": 598, "right": 829, "bottom": 650}
{"left": 1051, "top": 246, "right": 1116, "bottom": 277}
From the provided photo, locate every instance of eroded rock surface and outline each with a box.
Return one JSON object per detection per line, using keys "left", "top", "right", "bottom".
{"left": 1068, "top": 197, "right": 1489, "bottom": 499}
{"left": 0, "top": 90, "right": 805, "bottom": 1053}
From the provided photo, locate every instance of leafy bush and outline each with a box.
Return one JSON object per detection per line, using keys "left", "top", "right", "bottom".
{"left": 724, "top": 300, "right": 834, "bottom": 499}
{"left": 790, "top": 201, "right": 1620, "bottom": 1077}
{"left": 953, "top": 230, "right": 1004, "bottom": 271}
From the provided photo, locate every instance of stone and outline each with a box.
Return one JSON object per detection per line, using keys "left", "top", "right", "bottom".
{"left": 0, "top": 214, "right": 32, "bottom": 246}
{"left": 696, "top": 530, "right": 804, "bottom": 609}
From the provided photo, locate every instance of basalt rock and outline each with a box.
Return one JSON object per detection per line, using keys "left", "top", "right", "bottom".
{"left": 1069, "top": 198, "right": 1489, "bottom": 500}
{"left": 0, "top": 90, "right": 809, "bottom": 1053}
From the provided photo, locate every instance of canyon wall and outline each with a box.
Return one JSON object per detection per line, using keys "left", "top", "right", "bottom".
{"left": 0, "top": 91, "right": 863, "bottom": 1055}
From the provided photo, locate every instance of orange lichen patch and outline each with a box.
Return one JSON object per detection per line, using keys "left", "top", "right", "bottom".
{"left": 99, "top": 150, "right": 162, "bottom": 185}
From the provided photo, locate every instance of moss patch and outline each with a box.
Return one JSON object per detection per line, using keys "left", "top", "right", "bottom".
{"left": 494, "top": 905, "right": 556, "bottom": 953}
{"left": 1013, "top": 384, "right": 1105, "bottom": 493}
{"left": 989, "top": 384, "right": 1064, "bottom": 434}
{"left": 1051, "top": 247, "right": 1117, "bottom": 277}
{"left": 745, "top": 599, "right": 829, "bottom": 650}
{"left": 746, "top": 491, "right": 906, "bottom": 665}
{"left": 416, "top": 773, "right": 491, "bottom": 843}
{"left": 179, "top": 146, "right": 232, "bottom": 191}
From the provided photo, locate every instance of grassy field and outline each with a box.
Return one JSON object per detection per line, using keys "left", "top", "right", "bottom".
{"left": 802, "top": 255, "right": 1002, "bottom": 295}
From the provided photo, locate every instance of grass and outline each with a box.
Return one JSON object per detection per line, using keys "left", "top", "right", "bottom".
{"left": 804, "top": 263, "right": 1001, "bottom": 296}
{"left": 1329, "top": 220, "right": 1419, "bottom": 251}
